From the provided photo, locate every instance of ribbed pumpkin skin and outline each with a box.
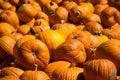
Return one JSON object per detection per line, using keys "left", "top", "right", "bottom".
{"left": 83, "top": 59, "right": 117, "bottom": 80}
{"left": 0, "top": 36, "right": 16, "bottom": 61}
{"left": 0, "top": 22, "right": 15, "bottom": 37}
{"left": 95, "top": 39, "right": 120, "bottom": 69}
{"left": 54, "top": 39, "right": 86, "bottom": 66}
{"left": 51, "top": 65, "right": 84, "bottom": 80}
{"left": 44, "top": 61, "right": 71, "bottom": 78}
{"left": 0, "top": 75, "right": 20, "bottom": 80}
{"left": 37, "top": 30, "right": 65, "bottom": 61}
{"left": 15, "top": 39, "right": 50, "bottom": 70}
{"left": 20, "top": 70, "right": 50, "bottom": 80}
{"left": 0, "top": 67, "right": 24, "bottom": 78}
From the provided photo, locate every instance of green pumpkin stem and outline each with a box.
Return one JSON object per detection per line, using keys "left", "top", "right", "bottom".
{"left": 95, "top": 31, "right": 102, "bottom": 36}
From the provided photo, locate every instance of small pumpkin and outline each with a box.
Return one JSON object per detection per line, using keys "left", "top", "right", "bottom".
{"left": 0, "top": 22, "right": 15, "bottom": 37}
{"left": 20, "top": 64, "right": 50, "bottom": 80}
{"left": 14, "top": 39, "right": 50, "bottom": 70}
{"left": 0, "top": 1, "right": 12, "bottom": 10}
{"left": 84, "top": 21, "right": 103, "bottom": 35}
{"left": 100, "top": 7, "right": 120, "bottom": 27}
{"left": 83, "top": 59, "right": 117, "bottom": 80}
{"left": 49, "top": 6, "right": 68, "bottom": 25}
{"left": 54, "top": 39, "right": 86, "bottom": 66}
{"left": 42, "top": 1, "right": 58, "bottom": 16}
{"left": 17, "top": 3, "right": 37, "bottom": 23}
{"left": 0, "top": 10, "right": 19, "bottom": 29}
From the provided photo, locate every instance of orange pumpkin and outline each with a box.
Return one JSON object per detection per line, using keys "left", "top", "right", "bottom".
{"left": 0, "top": 75, "right": 20, "bottom": 80}
{"left": 0, "top": 10, "right": 19, "bottom": 29}
{"left": 95, "top": 39, "right": 120, "bottom": 69}
{"left": 20, "top": 64, "right": 50, "bottom": 80}
{"left": 51, "top": 63, "right": 84, "bottom": 80}
{"left": 49, "top": 6, "right": 68, "bottom": 25}
{"left": 83, "top": 59, "right": 117, "bottom": 80}
{"left": 17, "top": 3, "right": 37, "bottom": 23}
{"left": 0, "top": 36, "right": 16, "bottom": 62}
{"left": 0, "top": 22, "right": 15, "bottom": 37}
{"left": 14, "top": 39, "right": 50, "bottom": 70}
{"left": 37, "top": 29, "right": 65, "bottom": 61}
{"left": 0, "top": 67, "right": 24, "bottom": 78}
{"left": 54, "top": 39, "right": 86, "bottom": 66}
{"left": 44, "top": 61, "right": 71, "bottom": 79}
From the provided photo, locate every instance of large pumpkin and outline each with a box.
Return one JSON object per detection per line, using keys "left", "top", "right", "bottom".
{"left": 95, "top": 39, "right": 120, "bottom": 69}
{"left": 14, "top": 39, "right": 50, "bottom": 70}
{"left": 54, "top": 39, "right": 86, "bottom": 66}
{"left": 83, "top": 59, "right": 117, "bottom": 80}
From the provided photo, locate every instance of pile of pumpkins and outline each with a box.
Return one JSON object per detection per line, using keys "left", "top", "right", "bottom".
{"left": 0, "top": 0, "right": 120, "bottom": 80}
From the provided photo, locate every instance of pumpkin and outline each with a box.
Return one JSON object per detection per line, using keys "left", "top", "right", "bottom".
{"left": 0, "top": 10, "right": 19, "bottom": 29}
{"left": 17, "top": 24, "right": 31, "bottom": 35}
{"left": 20, "top": 64, "right": 50, "bottom": 80}
{"left": 43, "top": 1, "right": 58, "bottom": 16}
{"left": 0, "top": 1, "right": 12, "bottom": 10}
{"left": 0, "top": 67, "right": 24, "bottom": 78}
{"left": 84, "top": 21, "right": 103, "bottom": 35}
{"left": 101, "top": 23, "right": 120, "bottom": 40}
{"left": 95, "top": 39, "right": 120, "bottom": 69}
{"left": 87, "top": 0, "right": 108, "bottom": 5}
{"left": 54, "top": 39, "right": 86, "bottom": 66}
{"left": 51, "top": 20, "right": 77, "bottom": 33}
{"left": 94, "top": 3, "right": 109, "bottom": 16}
{"left": 0, "top": 75, "right": 20, "bottom": 80}
{"left": 34, "top": 11, "right": 49, "bottom": 22}
{"left": 62, "top": 0, "right": 77, "bottom": 12}
{"left": 0, "top": 36, "right": 16, "bottom": 61}
{"left": 86, "top": 32, "right": 109, "bottom": 60}
{"left": 13, "top": 35, "right": 36, "bottom": 60}
{"left": 35, "top": 0, "right": 51, "bottom": 7}
{"left": 81, "top": 13, "right": 101, "bottom": 24}
{"left": 67, "top": 30, "right": 92, "bottom": 49}
{"left": 51, "top": 63, "right": 84, "bottom": 80}
{"left": 14, "top": 39, "right": 50, "bottom": 70}
{"left": 69, "top": 2, "right": 94, "bottom": 24}
{"left": 83, "top": 59, "right": 117, "bottom": 80}
{"left": 100, "top": 7, "right": 120, "bottom": 27}
{"left": 0, "top": 22, "right": 15, "bottom": 37}
{"left": 17, "top": 3, "right": 37, "bottom": 23}
{"left": 49, "top": 6, "right": 68, "bottom": 25}
{"left": 44, "top": 61, "right": 71, "bottom": 79}
{"left": 37, "top": 29, "right": 65, "bottom": 61}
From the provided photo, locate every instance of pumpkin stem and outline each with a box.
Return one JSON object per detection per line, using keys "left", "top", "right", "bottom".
{"left": 30, "top": 27, "right": 37, "bottom": 35}
{"left": 109, "top": 26, "right": 112, "bottom": 30}
{"left": 60, "top": 20, "right": 65, "bottom": 24}
{"left": 33, "top": 64, "right": 38, "bottom": 71}
{"left": 107, "top": 33, "right": 112, "bottom": 39}
{"left": 95, "top": 31, "right": 102, "bottom": 36}
{"left": 50, "top": 1, "right": 54, "bottom": 5}
{"left": 75, "top": 11, "right": 81, "bottom": 17}
{"left": 69, "top": 63, "right": 76, "bottom": 68}
{"left": 73, "top": 34, "right": 79, "bottom": 39}
{"left": 90, "top": 48, "right": 96, "bottom": 54}
{"left": 39, "top": 21, "right": 45, "bottom": 32}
